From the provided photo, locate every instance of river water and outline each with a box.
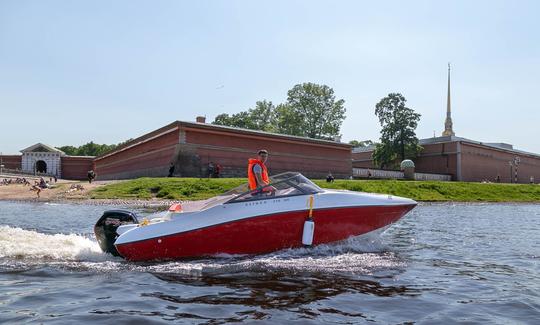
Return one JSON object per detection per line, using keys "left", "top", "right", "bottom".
{"left": 0, "top": 201, "right": 538, "bottom": 324}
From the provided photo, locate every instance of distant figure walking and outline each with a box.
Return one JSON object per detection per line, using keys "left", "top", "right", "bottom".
{"left": 214, "top": 163, "right": 222, "bottom": 178}
{"left": 87, "top": 170, "right": 96, "bottom": 183}
{"left": 168, "top": 163, "right": 175, "bottom": 177}
{"left": 207, "top": 162, "right": 215, "bottom": 178}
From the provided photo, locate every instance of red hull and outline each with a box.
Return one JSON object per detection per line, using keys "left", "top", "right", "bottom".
{"left": 115, "top": 204, "right": 415, "bottom": 261}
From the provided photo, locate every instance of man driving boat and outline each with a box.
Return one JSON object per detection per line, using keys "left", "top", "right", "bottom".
{"left": 247, "top": 149, "right": 273, "bottom": 192}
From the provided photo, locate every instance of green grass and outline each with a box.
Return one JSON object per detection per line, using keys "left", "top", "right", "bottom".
{"left": 90, "top": 177, "right": 540, "bottom": 202}
{"left": 315, "top": 180, "right": 540, "bottom": 202}
{"left": 90, "top": 177, "right": 247, "bottom": 201}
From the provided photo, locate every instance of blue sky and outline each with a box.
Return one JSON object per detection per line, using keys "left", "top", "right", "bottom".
{"left": 1, "top": 0, "right": 539, "bottom": 154}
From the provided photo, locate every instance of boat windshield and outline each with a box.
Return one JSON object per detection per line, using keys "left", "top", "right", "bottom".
{"left": 225, "top": 172, "right": 322, "bottom": 204}
{"left": 198, "top": 172, "right": 321, "bottom": 210}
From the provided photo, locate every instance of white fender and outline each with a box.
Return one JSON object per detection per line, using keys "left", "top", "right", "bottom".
{"left": 302, "top": 220, "right": 315, "bottom": 245}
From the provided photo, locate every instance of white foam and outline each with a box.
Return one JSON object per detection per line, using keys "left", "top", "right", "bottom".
{"left": 0, "top": 225, "right": 401, "bottom": 275}
{"left": 0, "top": 225, "right": 109, "bottom": 262}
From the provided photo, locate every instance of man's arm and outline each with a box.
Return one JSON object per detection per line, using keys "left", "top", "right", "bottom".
{"left": 254, "top": 171, "right": 265, "bottom": 188}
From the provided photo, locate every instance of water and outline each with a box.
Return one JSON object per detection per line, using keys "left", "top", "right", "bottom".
{"left": 0, "top": 201, "right": 538, "bottom": 324}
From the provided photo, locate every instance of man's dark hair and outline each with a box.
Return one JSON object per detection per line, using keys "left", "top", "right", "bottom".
{"left": 258, "top": 149, "right": 268, "bottom": 155}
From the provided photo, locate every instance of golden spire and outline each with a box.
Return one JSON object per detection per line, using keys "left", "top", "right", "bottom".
{"left": 442, "top": 63, "right": 455, "bottom": 136}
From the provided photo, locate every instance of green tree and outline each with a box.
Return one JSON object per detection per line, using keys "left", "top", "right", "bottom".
{"left": 372, "top": 93, "right": 422, "bottom": 168}
{"left": 56, "top": 139, "right": 132, "bottom": 157}
{"left": 56, "top": 145, "right": 78, "bottom": 155}
{"left": 213, "top": 100, "right": 276, "bottom": 131}
{"left": 274, "top": 103, "right": 304, "bottom": 136}
{"left": 349, "top": 140, "right": 374, "bottom": 147}
{"left": 213, "top": 112, "right": 253, "bottom": 129}
{"left": 285, "top": 83, "right": 346, "bottom": 139}
{"left": 212, "top": 83, "right": 346, "bottom": 140}
{"left": 249, "top": 100, "right": 276, "bottom": 132}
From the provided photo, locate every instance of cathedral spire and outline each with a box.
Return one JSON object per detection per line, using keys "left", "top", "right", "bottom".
{"left": 442, "top": 63, "right": 455, "bottom": 136}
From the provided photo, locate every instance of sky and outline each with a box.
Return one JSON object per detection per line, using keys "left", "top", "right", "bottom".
{"left": 1, "top": 0, "right": 539, "bottom": 154}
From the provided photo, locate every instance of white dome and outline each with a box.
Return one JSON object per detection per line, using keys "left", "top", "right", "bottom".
{"left": 400, "top": 159, "right": 415, "bottom": 169}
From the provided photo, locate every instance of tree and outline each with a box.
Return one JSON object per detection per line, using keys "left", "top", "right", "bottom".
{"left": 213, "top": 111, "right": 253, "bottom": 129}
{"left": 372, "top": 93, "right": 421, "bottom": 168}
{"left": 274, "top": 103, "right": 304, "bottom": 136}
{"left": 212, "top": 82, "right": 346, "bottom": 140}
{"left": 248, "top": 100, "right": 277, "bottom": 132}
{"left": 285, "top": 83, "right": 346, "bottom": 139}
{"left": 349, "top": 140, "right": 374, "bottom": 147}
{"left": 213, "top": 100, "right": 276, "bottom": 131}
{"left": 56, "top": 139, "right": 132, "bottom": 157}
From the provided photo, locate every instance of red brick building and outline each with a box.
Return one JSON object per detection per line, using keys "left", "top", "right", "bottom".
{"left": 353, "top": 136, "right": 540, "bottom": 183}
{"left": 94, "top": 119, "right": 352, "bottom": 180}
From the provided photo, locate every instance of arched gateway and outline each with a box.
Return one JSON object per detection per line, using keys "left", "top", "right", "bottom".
{"left": 20, "top": 143, "right": 64, "bottom": 177}
{"left": 35, "top": 160, "right": 47, "bottom": 173}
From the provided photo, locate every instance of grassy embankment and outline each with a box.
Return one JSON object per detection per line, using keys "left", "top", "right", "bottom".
{"left": 90, "top": 177, "right": 540, "bottom": 202}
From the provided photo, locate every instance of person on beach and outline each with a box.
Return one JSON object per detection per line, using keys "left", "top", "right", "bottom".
{"left": 87, "top": 170, "right": 96, "bottom": 183}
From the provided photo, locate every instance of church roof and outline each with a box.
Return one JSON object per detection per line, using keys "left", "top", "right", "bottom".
{"left": 20, "top": 143, "right": 65, "bottom": 155}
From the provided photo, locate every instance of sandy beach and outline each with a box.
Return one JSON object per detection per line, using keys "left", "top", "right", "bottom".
{"left": 0, "top": 175, "right": 178, "bottom": 207}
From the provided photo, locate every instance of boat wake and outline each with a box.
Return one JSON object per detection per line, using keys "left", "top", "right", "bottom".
{"left": 0, "top": 225, "right": 111, "bottom": 265}
{"left": 0, "top": 225, "right": 403, "bottom": 276}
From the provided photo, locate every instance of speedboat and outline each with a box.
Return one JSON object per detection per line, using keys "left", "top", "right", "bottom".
{"left": 94, "top": 172, "right": 416, "bottom": 261}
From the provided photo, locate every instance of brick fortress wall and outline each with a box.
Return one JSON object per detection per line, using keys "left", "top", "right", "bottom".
{"left": 179, "top": 127, "right": 352, "bottom": 179}
{"left": 94, "top": 121, "right": 352, "bottom": 180}
{"left": 0, "top": 155, "right": 22, "bottom": 170}
{"left": 61, "top": 156, "right": 94, "bottom": 180}
{"left": 460, "top": 143, "right": 540, "bottom": 183}
{"left": 94, "top": 126, "right": 180, "bottom": 180}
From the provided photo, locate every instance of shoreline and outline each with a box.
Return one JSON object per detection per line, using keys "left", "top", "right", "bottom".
{"left": 2, "top": 176, "right": 539, "bottom": 205}
{"left": 0, "top": 178, "right": 178, "bottom": 208}
{"left": 2, "top": 196, "right": 540, "bottom": 207}
{"left": 0, "top": 197, "right": 181, "bottom": 207}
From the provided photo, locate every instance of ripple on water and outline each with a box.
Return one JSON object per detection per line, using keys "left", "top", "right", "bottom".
{"left": 1, "top": 202, "right": 540, "bottom": 324}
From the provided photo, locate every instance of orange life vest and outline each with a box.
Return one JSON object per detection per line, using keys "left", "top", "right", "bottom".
{"left": 247, "top": 158, "right": 269, "bottom": 190}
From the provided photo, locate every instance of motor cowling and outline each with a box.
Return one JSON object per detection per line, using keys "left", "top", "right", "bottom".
{"left": 94, "top": 210, "right": 139, "bottom": 256}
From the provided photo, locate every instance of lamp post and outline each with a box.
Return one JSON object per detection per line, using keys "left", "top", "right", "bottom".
{"left": 514, "top": 156, "right": 520, "bottom": 184}
{"left": 509, "top": 161, "right": 513, "bottom": 183}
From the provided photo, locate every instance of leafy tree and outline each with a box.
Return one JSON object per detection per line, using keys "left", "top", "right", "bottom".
{"left": 213, "top": 100, "right": 276, "bottom": 131}
{"left": 249, "top": 100, "right": 276, "bottom": 132}
{"left": 212, "top": 83, "right": 346, "bottom": 140}
{"left": 372, "top": 93, "right": 421, "bottom": 168}
{"left": 56, "top": 139, "right": 132, "bottom": 157}
{"left": 56, "top": 145, "right": 78, "bottom": 155}
{"left": 285, "top": 83, "right": 346, "bottom": 139}
{"left": 213, "top": 112, "right": 253, "bottom": 129}
{"left": 274, "top": 103, "right": 304, "bottom": 136}
{"left": 349, "top": 140, "right": 374, "bottom": 147}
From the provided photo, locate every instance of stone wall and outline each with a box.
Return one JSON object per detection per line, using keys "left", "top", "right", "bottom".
{"left": 351, "top": 140, "right": 540, "bottom": 183}
{"left": 460, "top": 142, "right": 540, "bottom": 183}
{"left": 180, "top": 126, "right": 352, "bottom": 179}
{"left": 0, "top": 155, "right": 22, "bottom": 170}
{"left": 61, "top": 156, "right": 94, "bottom": 180}
{"left": 94, "top": 127, "right": 179, "bottom": 180}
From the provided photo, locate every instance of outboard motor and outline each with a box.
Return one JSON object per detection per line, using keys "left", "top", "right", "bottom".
{"left": 94, "top": 210, "right": 139, "bottom": 256}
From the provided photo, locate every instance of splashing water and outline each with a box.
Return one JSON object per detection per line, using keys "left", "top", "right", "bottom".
{"left": 0, "top": 225, "right": 107, "bottom": 262}
{"left": 0, "top": 225, "right": 402, "bottom": 275}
